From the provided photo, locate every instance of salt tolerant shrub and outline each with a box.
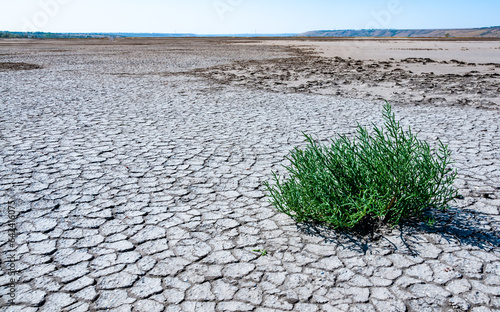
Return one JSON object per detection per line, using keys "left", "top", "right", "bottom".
{"left": 264, "top": 102, "right": 458, "bottom": 232}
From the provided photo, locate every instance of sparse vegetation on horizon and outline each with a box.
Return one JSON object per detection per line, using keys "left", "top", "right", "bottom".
{"left": 1, "top": 31, "right": 29, "bottom": 38}
{"left": 0, "top": 31, "right": 113, "bottom": 39}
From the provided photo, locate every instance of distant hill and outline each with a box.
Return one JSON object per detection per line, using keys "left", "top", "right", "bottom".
{"left": 299, "top": 26, "right": 500, "bottom": 38}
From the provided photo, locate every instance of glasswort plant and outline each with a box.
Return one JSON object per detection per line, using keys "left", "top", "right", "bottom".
{"left": 264, "top": 102, "right": 458, "bottom": 232}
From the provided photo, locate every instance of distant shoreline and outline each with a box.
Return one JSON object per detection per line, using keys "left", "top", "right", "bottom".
{"left": 1, "top": 26, "right": 500, "bottom": 39}
{"left": 300, "top": 26, "right": 500, "bottom": 38}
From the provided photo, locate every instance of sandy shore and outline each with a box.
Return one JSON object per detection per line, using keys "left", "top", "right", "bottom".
{"left": 196, "top": 38, "right": 500, "bottom": 109}
{"left": 254, "top": 39, "right": 500, "bottom": 63}
{"left": 0, "top": 38, "right": 499, "bottom": 311}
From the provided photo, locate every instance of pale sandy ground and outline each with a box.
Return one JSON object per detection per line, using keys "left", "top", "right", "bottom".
{"left": 1, "top": 38, "right": 499, "bottom": 312}
{"left": 257, "top": 39, "right": 500, "bottom": 76}
{"left": 254, "top": 39, "right": 500, "bottom": 63}
{"left": 202, "top": 38, "right": 500, "bottom": 108}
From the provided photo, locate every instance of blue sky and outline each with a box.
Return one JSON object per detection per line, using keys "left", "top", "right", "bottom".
{"left": 1, "top": 0, "right": 499, "bottom": 34}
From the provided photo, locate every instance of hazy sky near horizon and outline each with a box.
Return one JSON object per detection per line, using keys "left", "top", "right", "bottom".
{"left": 1, "top": 0, "right": 499, "bottom": 34}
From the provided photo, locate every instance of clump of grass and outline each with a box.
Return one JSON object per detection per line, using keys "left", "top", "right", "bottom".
{"left": 264, "top": 102, "right": 458, "bottom": 232}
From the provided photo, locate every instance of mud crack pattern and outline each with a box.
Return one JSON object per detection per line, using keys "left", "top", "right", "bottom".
{"left": 0, "top": 39, "right": 499, "bottom": 312}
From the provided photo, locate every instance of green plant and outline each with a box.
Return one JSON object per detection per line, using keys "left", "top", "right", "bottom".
{"left": 252, "top": 249, "right": 268, "bottom": 256}
{"left": 264, "top": 102, "right": 458, "bottom": 232}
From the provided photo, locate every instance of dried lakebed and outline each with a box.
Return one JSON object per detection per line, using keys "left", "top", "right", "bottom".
{"left": 0, "top": 38, "right": 499, "bottom": 312}
{"left": 190, "top": 51, "right": 500, "bottom": 109}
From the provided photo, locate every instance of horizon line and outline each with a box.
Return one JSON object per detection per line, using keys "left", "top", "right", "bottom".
{"left": 1, "top": 25, "right": 499, "bottom": 37}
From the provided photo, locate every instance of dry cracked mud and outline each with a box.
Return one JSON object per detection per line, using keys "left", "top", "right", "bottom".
{"left": 0, "top": 38, "right": 499, "bottom": 312}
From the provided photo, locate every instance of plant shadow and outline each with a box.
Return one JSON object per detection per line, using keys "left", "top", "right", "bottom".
{"left": 296, "top": 205, "right": 500, "bottom": 256}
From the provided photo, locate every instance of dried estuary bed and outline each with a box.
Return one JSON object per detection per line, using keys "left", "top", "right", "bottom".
{"left": 185, "top": 42, "right": 500, "bottom": 109}
{"left": 0, "top": 38, "right": 499, "bottom": 311}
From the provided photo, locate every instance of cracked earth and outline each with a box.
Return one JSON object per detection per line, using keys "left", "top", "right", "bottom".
{"left": 0, "top": 38, "right": 499, "bottom": 312}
